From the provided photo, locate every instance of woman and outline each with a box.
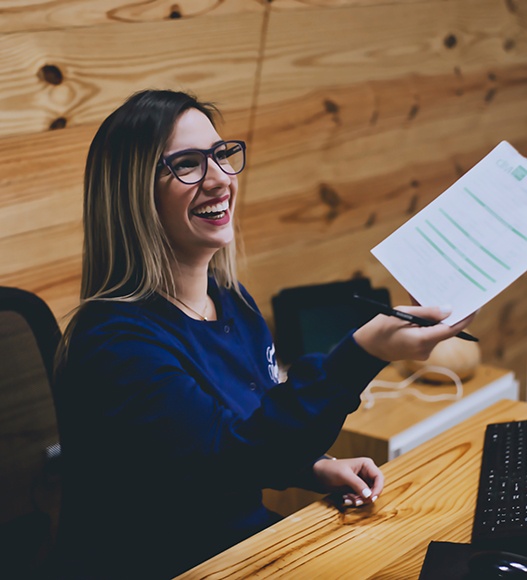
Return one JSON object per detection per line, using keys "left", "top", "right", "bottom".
{"left": 53, "top": 89, "right": 474, "bottom": 579}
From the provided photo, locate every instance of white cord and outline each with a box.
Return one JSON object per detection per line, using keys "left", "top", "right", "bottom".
{"left": 361, "top": 365, "right": 463, "bottom": 409}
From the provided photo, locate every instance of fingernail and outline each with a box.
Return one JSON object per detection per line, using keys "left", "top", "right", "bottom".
{"left": 362, "top": 488, "right": 372, "bottom": 498}
{"left": 343, "top": 498, "right": 352, "bottom": 506}
{"left": 355, "top": 499, "right": 363, "bottom": 506}
{"left": 439, "top": 305, "right": 452, "bottom": 315}
{"left": 371, "top": 495, "right": 378, "bottom": 502}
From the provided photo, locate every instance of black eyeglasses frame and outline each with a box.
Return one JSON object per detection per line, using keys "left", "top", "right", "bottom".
{"left": 156, "top": 139, "right": 247, "bottom": 185}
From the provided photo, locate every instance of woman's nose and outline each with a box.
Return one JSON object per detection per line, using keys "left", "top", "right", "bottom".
{"left": 202, "top": 156, "right": 232, "bottom": 188}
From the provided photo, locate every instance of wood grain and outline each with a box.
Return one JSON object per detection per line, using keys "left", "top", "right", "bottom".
{"left": 176, "top": 399, "right": 527, "bottom": 579}
{"left": 0, "top": 0, "right": 264, "bottom": 33}
{"left": 236, "top": 0, "right": 527, "bottom": 393}
{"left": 0, "top": 12, "right": 261, "bottom": 138}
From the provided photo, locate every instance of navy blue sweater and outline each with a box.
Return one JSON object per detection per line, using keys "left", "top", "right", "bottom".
{"left": 54, "top": 280, "right": 387, "bottom": 579}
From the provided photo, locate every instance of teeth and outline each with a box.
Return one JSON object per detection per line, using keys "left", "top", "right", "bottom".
{"left": 194, "top": 200, "right": 229, "bottom": 215}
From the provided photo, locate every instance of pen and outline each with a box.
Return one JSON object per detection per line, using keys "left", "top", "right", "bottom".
{"left": 352, "top": 294, "right": 479, "bottom": 342}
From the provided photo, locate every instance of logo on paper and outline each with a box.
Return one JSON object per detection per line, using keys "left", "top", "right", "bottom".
{"left": 512, "top": 165, "right": 527, "bottom": 181}
{"left": 496, "top": 159, "right": 527, "bottom": 181}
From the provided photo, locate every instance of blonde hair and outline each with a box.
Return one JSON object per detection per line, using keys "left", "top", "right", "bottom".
{"left": 57, "top": 89, "right": 242, "bottom": 364}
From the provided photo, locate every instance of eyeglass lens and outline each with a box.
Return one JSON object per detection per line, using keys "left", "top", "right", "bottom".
{"left": 168, "top": 141, "right": 245, "bottom": 184}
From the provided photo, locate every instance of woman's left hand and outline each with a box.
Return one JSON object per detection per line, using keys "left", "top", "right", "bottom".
{"left": 312, "top": 456, "right": 384, "bottom": 507}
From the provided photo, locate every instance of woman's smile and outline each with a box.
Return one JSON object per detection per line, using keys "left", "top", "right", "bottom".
{"left": 191, "top": 194, "right": 231, "bottom": 224}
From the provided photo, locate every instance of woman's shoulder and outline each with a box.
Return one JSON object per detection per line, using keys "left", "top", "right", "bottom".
{"left": 62, "top": 296, "right": 174, "bottom": 367}
{"left": 77, "top": 297, "right": 149, "bottom": 321}
{"left": 70, "top": 296, "right": 164, "bottom": 341}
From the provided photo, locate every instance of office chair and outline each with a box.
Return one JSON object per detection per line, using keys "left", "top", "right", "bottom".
{"left": 0, "top": 286, "right": 63, "bottom": 579}
{"left": 271, "top": 277, "right": 391, "bottom": 365}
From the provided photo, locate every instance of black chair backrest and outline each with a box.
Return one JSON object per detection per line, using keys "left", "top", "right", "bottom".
{"left": 0, "top": 286, "right": 63, "bottom": 576}
{"left": 0, "top": 286, "right": 62, "bottom": 384}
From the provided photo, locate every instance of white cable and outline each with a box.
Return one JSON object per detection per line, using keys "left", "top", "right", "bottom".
{"left": 361, "top": 365, "right": 463, "bottom": 409}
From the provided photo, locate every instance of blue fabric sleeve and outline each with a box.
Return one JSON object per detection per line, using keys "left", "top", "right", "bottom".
{"left": 58, "top": 298, "right": 387, "bottom": 496}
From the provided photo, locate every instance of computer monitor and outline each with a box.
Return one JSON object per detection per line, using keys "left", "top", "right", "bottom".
{"left": 271, "top": 277, "right": 391, "bottom": 364}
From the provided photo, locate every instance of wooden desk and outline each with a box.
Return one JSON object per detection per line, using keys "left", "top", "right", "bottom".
{"left": 264, "top": 364, "right": 518, "bottom": 517}
{"left": 332, "top": 363, "right": 518, "bottom": 465}
{"left": 175, "top": 399, "right": 527, "bottom": 580}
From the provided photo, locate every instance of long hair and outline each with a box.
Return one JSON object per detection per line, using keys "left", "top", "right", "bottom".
{"left": 57, "top": 89, "right": 241, "bottom": 363}
{"left": 83, "top": 88, "right": 240, "bottom": 301}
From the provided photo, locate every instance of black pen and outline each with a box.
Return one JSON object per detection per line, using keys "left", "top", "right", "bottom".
{"left": 352, "top": 294, "right": 479, "bottom": 342}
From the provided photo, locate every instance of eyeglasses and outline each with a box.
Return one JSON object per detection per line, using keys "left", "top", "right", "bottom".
{"left": 157, "top": 140, "right": 246, "bottom": 185}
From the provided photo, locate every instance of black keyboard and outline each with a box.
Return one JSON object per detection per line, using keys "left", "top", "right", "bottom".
{"left": 471, "top": 419, "right": 527, "bottom": 556}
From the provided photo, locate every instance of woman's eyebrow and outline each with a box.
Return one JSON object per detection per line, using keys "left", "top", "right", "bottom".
{"left": 164, "top": 139, "right": 225, "bottom": 157}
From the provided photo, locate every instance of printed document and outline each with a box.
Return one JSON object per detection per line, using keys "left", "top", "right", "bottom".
{"left": 371, "top": 141, "right": 527, "bottom": 325}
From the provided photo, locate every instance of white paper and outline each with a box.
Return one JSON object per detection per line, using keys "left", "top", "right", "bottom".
{"left": 371, "top": 141, "right": 527, "bottom": 325}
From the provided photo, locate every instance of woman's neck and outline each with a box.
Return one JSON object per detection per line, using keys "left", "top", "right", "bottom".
{"left": 166, "top": 258, "right": 216, "bottom": 321}
{"left": 175, "top": 270, "right": 209, "bottom": 304}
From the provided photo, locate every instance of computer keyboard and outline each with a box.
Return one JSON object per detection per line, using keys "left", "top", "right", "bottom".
{"left": 471, "top": 419, "right": 527, "bottom": 556}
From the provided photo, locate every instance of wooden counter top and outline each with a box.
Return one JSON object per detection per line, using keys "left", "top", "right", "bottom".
{"left": 176, "top": 399, "right": 527, "bottom": 579}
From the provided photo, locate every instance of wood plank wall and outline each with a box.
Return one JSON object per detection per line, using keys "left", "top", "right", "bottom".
{"left": 1, "top": 0, "right": 527, "bottom": 395}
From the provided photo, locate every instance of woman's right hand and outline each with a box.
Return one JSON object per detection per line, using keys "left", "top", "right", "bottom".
{"left": 353, "top": 305, "right": 476, "bottom": 362}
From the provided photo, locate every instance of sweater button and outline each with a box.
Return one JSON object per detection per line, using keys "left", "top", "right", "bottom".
{"left": 224, "top": 325, "right": 230, "bottom": 333}
{"left": 249, "top": 382, "right": 257, "bottom": 391}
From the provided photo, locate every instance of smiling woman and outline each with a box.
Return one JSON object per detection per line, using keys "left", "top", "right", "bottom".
{"left": 154, "top": 107, "right": 240, "bottom": 287}
{"left": 51, "top": 89, "right": 475, "bottom": 580}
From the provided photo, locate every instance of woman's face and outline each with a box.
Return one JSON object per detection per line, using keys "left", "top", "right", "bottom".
{"left": 155, "top": 108, "right": 238, "bottom": 264}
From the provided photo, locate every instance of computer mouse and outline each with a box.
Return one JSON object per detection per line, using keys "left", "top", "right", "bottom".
{"left": 468, "top": 550, "right": 527, "bottom": 578}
